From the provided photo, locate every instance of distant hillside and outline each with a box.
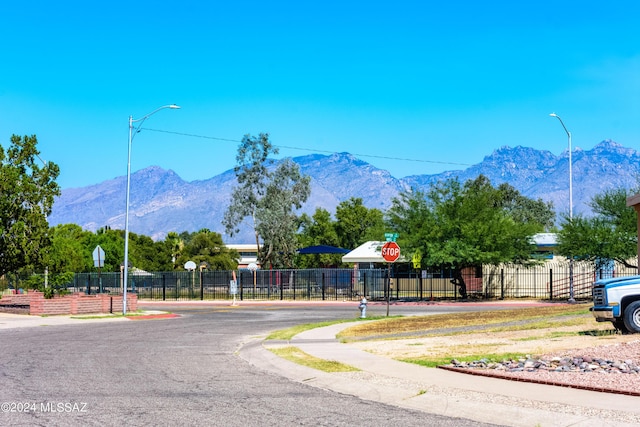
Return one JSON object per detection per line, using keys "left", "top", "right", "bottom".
{"left": 48, "top": 140, "right": 640, "bottom": 242}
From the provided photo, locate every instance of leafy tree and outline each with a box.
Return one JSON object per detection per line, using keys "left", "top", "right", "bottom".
{"left": 557, "top": 188, "right": 638, "bottom": 269}
{"left": 387, "top": 176, "right": 550, "bottom": 299}
{"left": 256, "top": 159, "right": 311, "bottom": 268}
{"left": 165, "top": 231, "right": 185, "bottom": 269}
{"left": 181, "top": 229, "right": 239, "bottom": 270}
{"left": 0, "top": 135, "right": 60, "bottom": 276}
{"left": 495, "top": 183, "right": 555, "bottom": 230}
{"left": 90, "top": 227, "right": 125, "bottom": 272}
{"left": 384, "top": 188, "right": 434, "bottom": 258}
{"left": 296, "top": 208, "right": 343, "bottom": 268}
{"left": 334, "top": 198, "right": 385, "bottom": 250}
{"left": 128, "top": 232, "right": 164, "bottom": 271}
{"left": 47, "top": 224, "right": 93, "bottom": 273}
{"left": 223, "top": 134, "right": 310, "bottom": 268}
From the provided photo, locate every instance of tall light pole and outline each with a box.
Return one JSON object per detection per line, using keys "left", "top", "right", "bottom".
{"left": 123, "top": 104, "right": 180, "bottom": 314}
{"left": 549, "top": 112, "right": 575, "bottom": 303}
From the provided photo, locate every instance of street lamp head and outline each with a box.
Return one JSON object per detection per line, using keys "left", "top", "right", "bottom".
{"left": 549, "top": 113, "right": 558, "bottom": 117}
{"left": 169, "top": 104, "right": 181, "bottom": 109}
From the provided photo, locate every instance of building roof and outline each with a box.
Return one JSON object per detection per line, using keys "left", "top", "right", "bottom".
{"left": 532, "top": 233, "right": 558, "bottom": 246}
{"left": 341, "top": 241, "right": 386, "bottom": 263}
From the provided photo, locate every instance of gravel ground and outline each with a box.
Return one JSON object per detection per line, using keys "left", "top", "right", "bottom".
{"left": 346, "top": 319, "right": 640, "bottom": 424}
{"left": 337, "top": 340, "right": 640, "bottom": 426}
{"left": 447, "top": 339, "right": 640, "bottom": 395}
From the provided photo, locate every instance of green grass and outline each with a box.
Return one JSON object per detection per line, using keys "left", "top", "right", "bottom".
{"left": 69, "top": 314, "right": 121, "bottom": 319}
{"left": 265, "top": 316, "right": 392, "bottom": 341}
{"left": 266, "top": 319, "right": 355, "bottom": 340}
{"left": 69, "top": 310, "right": 148, "bottom": 319}
{"left": 269, "top": 346, "right": 360, "bottom": 372}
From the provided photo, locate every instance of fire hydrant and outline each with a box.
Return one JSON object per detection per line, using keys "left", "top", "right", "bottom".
{"left": 358, "top": 297, "right": 367, "bottom": 318}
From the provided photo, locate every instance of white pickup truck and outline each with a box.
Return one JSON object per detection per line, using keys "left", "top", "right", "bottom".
{"left": 592, "top": 275, "right": 640, "bottom": 333}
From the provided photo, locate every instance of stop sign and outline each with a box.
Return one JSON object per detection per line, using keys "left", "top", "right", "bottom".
{"left": 381, "top": 241, "right": 400, "bottom": 263}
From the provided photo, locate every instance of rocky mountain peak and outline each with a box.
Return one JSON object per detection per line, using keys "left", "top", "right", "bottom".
{"left": 48, "top": 140, "right": 640, "bottom": 242}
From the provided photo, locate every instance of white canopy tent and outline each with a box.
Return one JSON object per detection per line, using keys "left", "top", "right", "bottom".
{"left": 341, "top": 241, "right": 386, "bottom": 264}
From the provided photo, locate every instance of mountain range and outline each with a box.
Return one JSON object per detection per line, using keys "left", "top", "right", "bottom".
{"left": 48, "top": 140, "right": 640, "bottom": 243}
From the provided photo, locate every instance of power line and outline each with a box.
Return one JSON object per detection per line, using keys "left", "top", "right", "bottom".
{"left": 142, "top": 127, "right": 472, "bottom": 168}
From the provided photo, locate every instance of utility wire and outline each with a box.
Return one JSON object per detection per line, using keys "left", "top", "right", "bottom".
{"left": 142, "top": 127, "right": 472, "bottom": 168}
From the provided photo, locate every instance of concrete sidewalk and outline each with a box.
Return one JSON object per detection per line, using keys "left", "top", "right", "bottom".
{"left": 0, "top": 311, "right": 172, "bottom": 329}
{"left": 246, "top": 323, "right": 640, "bottom": 427}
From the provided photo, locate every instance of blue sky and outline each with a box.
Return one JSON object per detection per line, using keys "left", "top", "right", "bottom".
{"left": 2, "top": 1, "right": 639, "bottom": 189}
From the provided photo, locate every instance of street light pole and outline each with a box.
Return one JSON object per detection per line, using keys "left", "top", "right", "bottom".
{"left": 123, "top": 104, "right": 180, "bottom": 315}
{"left": 549, "top": 112, "right": 575, "bottom": 303}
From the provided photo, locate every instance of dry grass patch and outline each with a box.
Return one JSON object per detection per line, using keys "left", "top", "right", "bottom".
{"left": 338, "top": 303, "right": 636, "bottom": 367}
{"left": 338, "top": 304, "right": 591, "bottom": 341}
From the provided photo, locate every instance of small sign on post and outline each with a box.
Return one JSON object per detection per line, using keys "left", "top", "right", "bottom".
{"left": 384, "top": 232, "right": 399, "bottom": 242}
{"left": 93, "top": 245, "right": 105, "bottom": 294}
{"left": 93, "top": 245, "right": 105, "bottom": 268}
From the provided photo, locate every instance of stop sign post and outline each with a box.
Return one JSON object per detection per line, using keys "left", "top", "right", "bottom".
{"left": 381, "top": 241, "right": 400, "bottom": 263}
{"left": 381, "top": 241, "right": 400, "bottom": 317}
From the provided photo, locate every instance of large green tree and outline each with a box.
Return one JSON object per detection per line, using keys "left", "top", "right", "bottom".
{"left": 334, "top": 197, "right": 385, "bottom": 251}
{"left": 223, "top": 134, "right": 310, "bottom": 268}
{"left": 296, "top": 208, "right": 343, "bottom": 268}
{"left": 0, "top": 135, "right": 60, "bottom": 276}
{"left": 181, "top": 229, "right": 239, "bottom": 270}
{"left": 557, "top": 187, "right": 638, "bottom": 269}
{"left": 47, "top": 224, "right": 93, "bottom": 273}
{"left": 91, "top": 227, "right": 126, "bottom": 272}
{"left": 387, "top": 176, "right": 551, "bottom": 298}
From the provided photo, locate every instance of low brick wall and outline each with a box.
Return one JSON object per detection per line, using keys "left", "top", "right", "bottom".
{"left": 0, "top": 292, "right": 138, "bottom": 316}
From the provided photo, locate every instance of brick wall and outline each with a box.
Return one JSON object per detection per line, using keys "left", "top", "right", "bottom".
{"left": 0, "top": 292, "right": 138, "bottom": 316}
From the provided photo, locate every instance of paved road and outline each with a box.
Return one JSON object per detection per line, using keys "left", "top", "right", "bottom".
{"left": 0, "top": 302, "right": 503, "bottom": 427}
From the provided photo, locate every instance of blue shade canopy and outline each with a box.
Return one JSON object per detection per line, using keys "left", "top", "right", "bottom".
{"left": 297, "top": 245, "right": 350, "bottom": 254}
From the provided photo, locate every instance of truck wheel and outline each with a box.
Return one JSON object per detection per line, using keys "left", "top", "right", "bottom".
{"left": 613, "top": 319, "right": 630, "bottom": 334}
{"left": 623, "top": 301, "right": 640, "bottom": 333}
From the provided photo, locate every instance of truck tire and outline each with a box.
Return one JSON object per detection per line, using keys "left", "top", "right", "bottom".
{"left": 623, "top": 301, "right": 640, "bottom": 333}
{"left": 613, "top": 319, "right": 630, "bottom": 334}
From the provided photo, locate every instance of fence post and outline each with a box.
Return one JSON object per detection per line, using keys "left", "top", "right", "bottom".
{"left": 394, "top": 268, "right": 399, "bottom": 300}
{"left": 162, "top": 274, "right": 166, "bottom": 301}
{"left": 350, "top": 270, "right": 355, "bottom": 301}
{"left": 549, "top": 269, "right": 553, "bottom": 301}
{"left": 500, "top": 269, "right": 504, "bottom": 300}
{"left": 200, "top": 270, "right": 204, "bottom": 300}
{"left": 363, "top": 272, "right": 368, "bottom": 299}
{"left": 292, "top": 270, "right": 296, "bottom": 301}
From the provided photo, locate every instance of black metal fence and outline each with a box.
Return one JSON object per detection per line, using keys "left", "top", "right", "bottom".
{"left": 6, "top": 261, "right": 638, "bottom": 302}
{"left": 70, "top": 269, "right": 387, "bottom": 301}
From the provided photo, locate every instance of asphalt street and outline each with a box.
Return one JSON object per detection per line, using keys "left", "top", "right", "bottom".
{"left": 0, "top": 302, "right": 503, "bottom": 427}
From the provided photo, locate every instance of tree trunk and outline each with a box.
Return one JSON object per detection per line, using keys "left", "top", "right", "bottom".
{"left": 451, "top": 268, "right": 468, "bottom": 300}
